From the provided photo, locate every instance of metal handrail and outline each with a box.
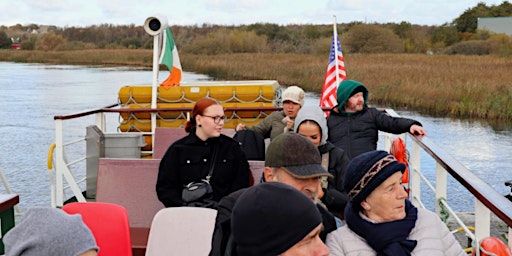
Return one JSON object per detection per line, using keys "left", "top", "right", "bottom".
{"left": 385, "top": 108, "right": 512, "bottom": 248}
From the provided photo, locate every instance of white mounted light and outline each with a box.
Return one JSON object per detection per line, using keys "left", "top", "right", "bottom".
{"left": 144, "top": 14, "right": 168, "bottom": 36}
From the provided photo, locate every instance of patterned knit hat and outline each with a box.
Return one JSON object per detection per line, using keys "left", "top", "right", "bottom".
{"left": 4, "top": 207, "right": 98, "bottom": 256}
{"left": 232, "top": 182, "right": 322, "bottom": 256}
{"left": 343, "top": 150, "right": 405, "bottom": 208}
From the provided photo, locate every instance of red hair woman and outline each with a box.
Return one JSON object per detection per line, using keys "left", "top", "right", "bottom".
{"left": 157, "top": 97, "right": 251, "bottom": 208}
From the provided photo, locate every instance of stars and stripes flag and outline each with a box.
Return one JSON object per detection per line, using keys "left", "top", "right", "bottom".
{"left": 319, "top": 17, "right": 346, "bottom": 115}
{"left": 160, "top": 27, "right": 182, "bottom": 88}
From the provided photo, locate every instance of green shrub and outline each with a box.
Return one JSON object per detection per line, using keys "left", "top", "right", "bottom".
{"left": 443, "top": 40, "right": 489, "bottom": 55}
{"left": 487, "top": 34, "right": 512, "bottom": 56}
{"left": 342, "top": 24, "right": 404, "bottom": 53}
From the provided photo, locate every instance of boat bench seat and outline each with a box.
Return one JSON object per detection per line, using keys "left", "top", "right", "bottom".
{"left": 0, "top": 193, "right": 19, "bottom": 255}
{"left": 96, "top": 158, "right": 164, "bottom": 255}
{"left": 95, "top": 128, "right": 264, "bottom": 254}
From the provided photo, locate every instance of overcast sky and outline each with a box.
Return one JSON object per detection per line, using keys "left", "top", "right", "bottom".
{"left": 1, "top": 0, "right": 507, "bottom": 27}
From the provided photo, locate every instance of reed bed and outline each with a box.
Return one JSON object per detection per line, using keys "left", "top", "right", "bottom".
{"left": 1, "top": 49, "right": 511, "bottom": 120}
{"left": 0, "top": 49, "right": 153, "bottom": 66}
{"left": 184, "top": 53, "right": 512, "bottom": 120}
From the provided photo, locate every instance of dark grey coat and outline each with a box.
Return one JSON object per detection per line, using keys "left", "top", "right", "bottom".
{"left": 327, "top": 106, "right": 421, "bottom": 159}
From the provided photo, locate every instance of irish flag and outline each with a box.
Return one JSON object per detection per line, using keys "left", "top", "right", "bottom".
{"left": 160, "top": 27, "right": 182, "bottom": 88}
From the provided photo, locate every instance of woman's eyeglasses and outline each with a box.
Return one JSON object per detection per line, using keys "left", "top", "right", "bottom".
{"left": 202, "top": 115, "right": 226, "bottom": 124}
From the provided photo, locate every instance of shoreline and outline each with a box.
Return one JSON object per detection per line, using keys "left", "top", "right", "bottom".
{"left": 1, "top": 50, "right": 512, "bottom": 122}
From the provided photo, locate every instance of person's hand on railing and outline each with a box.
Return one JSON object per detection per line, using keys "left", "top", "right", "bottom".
{"left": 410, "top": 124, "right": 427, "bottom": 137}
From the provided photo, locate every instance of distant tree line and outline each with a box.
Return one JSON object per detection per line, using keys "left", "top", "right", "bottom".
{"left": 1, "top": 1, "right": 511, "bottom": 56}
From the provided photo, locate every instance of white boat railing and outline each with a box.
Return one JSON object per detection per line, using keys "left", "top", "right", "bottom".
{"left": 50, "top": 106, "right": 512, "bottom": 251}
{"left": 51, "top": 105, "right": 117, "bottom": 207}
{"left": 383, "top": 108, "right": 512, "bottom": 251}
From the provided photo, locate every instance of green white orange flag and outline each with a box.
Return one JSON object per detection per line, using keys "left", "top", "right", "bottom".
{"left": 160, "top": 27, "right": 182, "bottom": 88}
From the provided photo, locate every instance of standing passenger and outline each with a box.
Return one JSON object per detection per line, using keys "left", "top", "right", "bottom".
{"left": 156, "top": 97, "right": 251, "bottom": 208}
{"left": 295, "top": 105, "right": 350, "bottom": 220}
{"left": 327, "top": 80, "right": 427, "bottom": 159}
{"left": 236, "top": 86, "right": 305, "bottom": 141}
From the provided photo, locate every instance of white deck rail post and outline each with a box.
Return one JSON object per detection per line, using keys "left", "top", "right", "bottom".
{"left": 509, "top": 227, "right": 512, "bottom": 249}
{"left": 55, "top": 119, "right": 64, "bottom": 207}
{"left": 409, "top": 140, "right": 422, "bottom": 206}
{"left": 474, "top": 199, "right": 491, "bottom": 242}
{"left": 95, "top": 112, "right": 106, "bottom": 132}
{"left": 435, "top": 162, "right": 447, "bottom": 216}
{"left": 54, "top": 119, "right": 86, "bottom": 207}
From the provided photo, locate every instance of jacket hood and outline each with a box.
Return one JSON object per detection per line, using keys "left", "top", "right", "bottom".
{"left": 293, "top": 105, "right": 328, "bottom": 146}
{"left": 336, "top": 80, "right": 368, "bottom": 113}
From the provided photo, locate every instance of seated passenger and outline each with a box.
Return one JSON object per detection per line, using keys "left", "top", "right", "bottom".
{"left": 232, "top": 182, "right": 329, "bottom": 256}
{"left": 326, "top": 150, "right": 466, "bottom": 256}
{"left": 295, "top": 105, "right": 350, "bottom": 220}
{"left": 236, "top": 86, "right": 305, "bottom": 141}
{"left": 156, "top": 97, "right": 251, "bottom": 208}
{"left": 4, "top": 207, "right": 98, "bottom": 256}
{"left": 209, "top": 132, "right": 336, "bottom": 256}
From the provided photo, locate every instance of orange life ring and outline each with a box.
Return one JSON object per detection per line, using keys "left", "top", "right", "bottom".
{"left": 472, "top": 236, "right": 512, "bottom": 256}
{"left": 390, "top": 137, "right": 409, "bottom": 193}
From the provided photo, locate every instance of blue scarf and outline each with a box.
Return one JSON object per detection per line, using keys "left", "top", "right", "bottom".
{"left": 345, "top": 199, "right": 418, "bottom": 256}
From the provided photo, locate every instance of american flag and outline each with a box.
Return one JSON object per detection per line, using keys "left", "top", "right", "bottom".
{"left": 320, "top": 22, "right": 346, "bottom": 115}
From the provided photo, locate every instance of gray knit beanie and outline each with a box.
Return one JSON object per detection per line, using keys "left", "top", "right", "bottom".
{"left": 4, "top": 207, "right": 98, "bottom": 256}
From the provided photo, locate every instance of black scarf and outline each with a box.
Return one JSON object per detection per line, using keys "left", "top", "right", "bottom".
{"left": 345, "top": 199, "right": 418, "bottom": 256}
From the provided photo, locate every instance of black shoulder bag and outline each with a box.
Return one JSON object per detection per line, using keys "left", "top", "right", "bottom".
{"left": 181, "top": 144, "right": 218, "bottom": 209}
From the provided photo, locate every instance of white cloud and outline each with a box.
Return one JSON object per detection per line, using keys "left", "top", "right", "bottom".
{"left": 0, "top": 0, "right": 507, "bottom": 27}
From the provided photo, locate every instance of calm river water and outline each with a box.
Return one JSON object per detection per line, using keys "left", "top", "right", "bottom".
{"left": 1, "top": 62, "right": 511, "bottom": 212}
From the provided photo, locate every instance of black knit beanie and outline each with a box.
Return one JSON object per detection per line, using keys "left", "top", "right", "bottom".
{"left": 343, "top": 150, "right": 406, "bottom": 208}
{"left": 349, "top": 85, "right": 366, "bottom": 97}
{"left": 231, "top": 182, "right": 322, "bottom": 256}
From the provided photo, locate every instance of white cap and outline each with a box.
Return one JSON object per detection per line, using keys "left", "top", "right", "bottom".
{"left": 282, "top": 86, "right": 305, "bottom": 106}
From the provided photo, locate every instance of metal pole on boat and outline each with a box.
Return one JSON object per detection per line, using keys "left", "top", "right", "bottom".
{"left": 151, "top": 34, "right": 159, "bottom": 150}
{"left": 144, "top": 15, "right": 168, "bottom": 151}
{"left": 332, "top": 15, "right": 340, "bottom": 89}
{"left": 0, "top": 164, "right": 21, "bottom": 214}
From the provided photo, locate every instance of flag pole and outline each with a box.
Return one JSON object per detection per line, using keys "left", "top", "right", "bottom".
{"left": 151, "top": 34, "right": 160, "bottom": 110}
{"left": 333, "top": 15, "right": 340, "bottom": 90}
{"left": 144, "top": 15, "right": 168, "bottom": 153}
{"left": 150, "top": 33, "right": 160, "bottom": 149}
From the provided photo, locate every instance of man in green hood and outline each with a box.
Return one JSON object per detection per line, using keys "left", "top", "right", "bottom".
{"left": 327, "top": 80, "right": 426, "bottom": 160}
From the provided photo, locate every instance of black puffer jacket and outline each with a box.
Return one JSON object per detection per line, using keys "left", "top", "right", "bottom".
{"left": 327, "top": 106, "right": 421, "bottom": 159}
{"left": 156, "top": 131, "right": 251, "bottom": 207}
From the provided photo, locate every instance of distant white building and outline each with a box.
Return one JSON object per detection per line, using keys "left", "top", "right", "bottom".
{"left": 477, "top": 17, "right": 512, "bottom": 35}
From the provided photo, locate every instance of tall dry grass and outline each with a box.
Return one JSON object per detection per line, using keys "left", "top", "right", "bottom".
{"left": 184, "top": 53, "right": 512, "bottom": 120}
{"left": 1, "top": 49, "right": 511, "bottom": 119}
{"left": 0, "top": 49, "right": 153, "bottom": 66}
